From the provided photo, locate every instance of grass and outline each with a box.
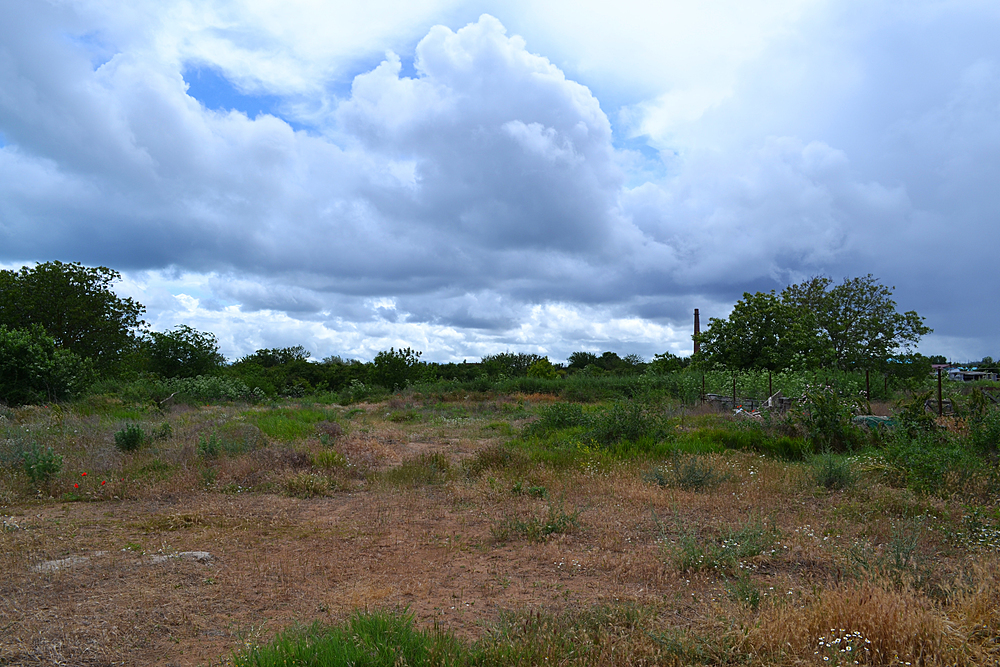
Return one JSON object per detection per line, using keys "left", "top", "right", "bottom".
{"left": 2, "top": 393, "right": 1000, "bottom": 666}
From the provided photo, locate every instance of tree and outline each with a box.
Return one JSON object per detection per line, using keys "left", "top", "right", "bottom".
{"left": 782, "top": 275, "right": 931, "bottom": 371}
{"left": 480, "top": 352, "right": 544, "bottom": 379}
{"left": 699, "top": 275, "right": 931, "bottom": 372}
{"left": 526, "top": 357, "right": 559, "bottom": 379}
{"left": 371, "top": 347, "right": 424, "bottom": 390}
{"left": 239, "top": 346, "right": 311, "bottom": 367}
{"left": 0, "top": 325, "right": 94, "bottom": 405}
{"left": 0, "top": 261, "right": 145, "bottom": 372}
{"left": 646, "top": 351, "right": 689, "bottom": 374}
{"left": 567, "top": 351, "right": 599, "bottom": 370}
{"left": 697, "top": 290, "right": 818, "bottom": 371}
{"left": 144, "top": 325, "right": 224, "bottom": 378}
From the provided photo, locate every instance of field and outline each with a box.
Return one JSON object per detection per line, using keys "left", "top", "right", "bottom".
{"left": 2, "top": 391, "right": 1000, "bottom": 666}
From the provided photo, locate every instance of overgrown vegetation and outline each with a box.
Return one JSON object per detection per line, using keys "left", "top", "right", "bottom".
{"left": 5, "top": 262, "right": 1000, "bottom": 666}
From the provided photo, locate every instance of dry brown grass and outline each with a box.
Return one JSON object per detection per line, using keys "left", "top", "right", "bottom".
{"left": 1, "top": 398, "right": 999, "bottom": 665}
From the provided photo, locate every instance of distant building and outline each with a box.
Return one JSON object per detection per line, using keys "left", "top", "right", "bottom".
{"left": 947, "top": 368, "right": 998, "bottom": 382}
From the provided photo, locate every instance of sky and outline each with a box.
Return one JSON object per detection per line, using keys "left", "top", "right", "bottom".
{"left": 1, "top": 0, "right": 998, "bottom": 363}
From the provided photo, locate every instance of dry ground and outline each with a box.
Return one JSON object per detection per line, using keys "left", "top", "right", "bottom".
{"left": 1, "top": 398, "right": 999, "bottom": 666}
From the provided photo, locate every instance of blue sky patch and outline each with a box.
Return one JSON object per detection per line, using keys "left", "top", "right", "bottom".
{"left": 183, "top": 65, "right": 286, "bottom": 121}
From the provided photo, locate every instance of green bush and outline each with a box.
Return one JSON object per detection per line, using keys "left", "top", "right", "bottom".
{"left": 523, "top": 402, "right": 588, "bottom": 437}
{"left": 22, "top": 443, "right": 63, "bottom": 485}
{"left": 812, "top": 452, "right": 856, "bottom": 490}
{"left": 793, "top": 385, "right": 864, "bottom": 452}
{"left": 586, "top": 400, "right": 662, "bottom": 447}
{"left": 0, "top": 324, "right": 94, "bottom": 405}
{"left": 114, "top": 423, "right": 146, "bottom": 452}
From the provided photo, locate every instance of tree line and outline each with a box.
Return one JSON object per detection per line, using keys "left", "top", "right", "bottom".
{"left": 1, "top": 262, "right": 940, "bottom": 406}
{"left": 0, "top": 261, "right": 689, "bottom": 405}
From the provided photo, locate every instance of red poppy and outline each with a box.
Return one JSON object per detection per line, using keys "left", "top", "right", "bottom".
{"left": 101, "top": 481, "right": 106, "bottom": 486}
{"left": 74, "top": 483, "right": 79, "bottom": 488}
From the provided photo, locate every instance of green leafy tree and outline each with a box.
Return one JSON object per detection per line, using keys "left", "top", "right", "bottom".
{"left": 567, "top": 352, "right": 599, "bottom": 370}
{"left": 371, "top": 347, "right": 424, "bottom": 390}
{"left": 239, "top": 346, "right": 311, "bottom": 367}
{"left": 480, "top": 352, "right": 544, "bottom": 379}
{"left": 0, "top": 261, "right": 145, "bottom": 372}
{"left": 526, "top": 357, "right": 559, "bottom": 379}
{"left": 145, "top": 325, "right": 225, "bottom": 378}
{"left": 781, "top": 275, "right": 931, "bottom": 371}
{"left": 646, "top": 351, "right": 688, "bottom": 374}
{"left": 699, "top": 275, "right": 930, "bottom": 372}
{"left": 0, "top": 325, "right": 94, "bottom": 405}
{"left": 698, "top": 290, "right": 812, "bottom": 371}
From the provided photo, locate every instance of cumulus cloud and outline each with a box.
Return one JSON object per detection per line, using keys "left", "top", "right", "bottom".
{"left": 2, "top": 1, "right": 999, "bottom": 361}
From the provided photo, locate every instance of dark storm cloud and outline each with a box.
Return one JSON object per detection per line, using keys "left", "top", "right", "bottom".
{"left": 2, "top": 2, "right": 999, "bottom": 360}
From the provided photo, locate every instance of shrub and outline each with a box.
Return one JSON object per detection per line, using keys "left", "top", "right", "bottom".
{"left": 0, "top": 324, "right": 94, "bottom": 405}
{"left": 812, "top": 452, "right": 857, "bottom": 490}
{"left": 793, "top": 385, "right": 864, "bottom": 452}
{"left": 22, "top": 443, "right": 63, "bottom": 485}
{"left": 523, "top": 402, "right": 588, "bottom": 437}
{"left": 586, "top": 400, "right": 662, "bottom": 446}
{"left": 114, "top": 423, "right": 146, "bottom": 452}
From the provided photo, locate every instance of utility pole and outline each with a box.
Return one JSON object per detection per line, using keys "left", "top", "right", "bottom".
{"left": 693, "top": 308, "right": 700, "bottom": 356}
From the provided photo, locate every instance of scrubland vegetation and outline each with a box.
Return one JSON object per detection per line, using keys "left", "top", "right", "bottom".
{"left": 3, "top": 261, "right": 999, "bottom": 665}
{"left": 3, "top": 376, "right": 1000, "bottom": 666}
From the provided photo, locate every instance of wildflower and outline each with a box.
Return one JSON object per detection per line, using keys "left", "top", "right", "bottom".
{"left": 81, "top": 472, "right": 87, "bottom": 476}
{"left": 101, "top": 481, "right": 106, "bottom": 486}
{"left": 74, "top": 483, "right": 79, "bottom": 488}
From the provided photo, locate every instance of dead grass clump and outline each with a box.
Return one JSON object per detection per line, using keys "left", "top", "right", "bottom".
{"left": 951, "top": 559, "right": 1000, "bottom": 646}
{"left": 751, "top": 581, "right": 969, "bottom": 665}
{"left": 283, "top": 471, "right": 332, "bottom": 498}
{"left": 379, "top": 452, "right": 452, "bottom": 488}
{"left": 463, "top": 443, "right": 530, "bottom": 478}
{"left": 335, "top": 434, "right": 391, "bottom": 473}
{"left": 315, "top": 420, "right": 344, "bottom": 440}
{"left": 141, "top": 511, "right": 209, "bottom": 532}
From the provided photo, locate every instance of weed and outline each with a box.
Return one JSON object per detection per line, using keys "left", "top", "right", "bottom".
{"left": 150, "top": 422, "right": 173, "bottom": 441}
{"left": 312, "top": 449, "right": 347, "bottom": 469}
{"left": 114, "top": 423, "right": 146, "bottom": 452}
{"left": 492, "top": 499, "right": 580, "bottom": 542}
{"left": 232, "top": 609, "right": 467, "bottom": 667}
{"left": 22, "top": 443, "right": 63, "bottom": 485}
{"left": 812, "top": 452, "right": 857, "bottom": 490}
{"left": 283, "top": 472, "right": 330, "bottom": 498}
{"left": 670, "top": 514, "right": 779, "bottom": 573}
{"left": 381, "top": 453, "right": 452, "bottom": 488}
{"left": 198, "top": 433, "right": 221, "bottom": 458}
{"left": 645, "top": 453, "right": 729, "bottom": 491}
{"left": 464, "top": 444, "right": 529, "bottom": 477}
{"left": 725, "top": 571, "right": 762, "bottom": 610}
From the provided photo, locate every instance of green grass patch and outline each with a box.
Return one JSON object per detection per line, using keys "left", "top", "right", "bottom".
{"left": 232, "top": 609, "right": 467, "bottom": 667}
{"left": 247, "top": 407, "right": 340, "bottom": 442}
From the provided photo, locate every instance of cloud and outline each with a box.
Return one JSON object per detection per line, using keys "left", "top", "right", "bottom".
{"left": 2, "top": 2, "right": 1000, "bottom": 361}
